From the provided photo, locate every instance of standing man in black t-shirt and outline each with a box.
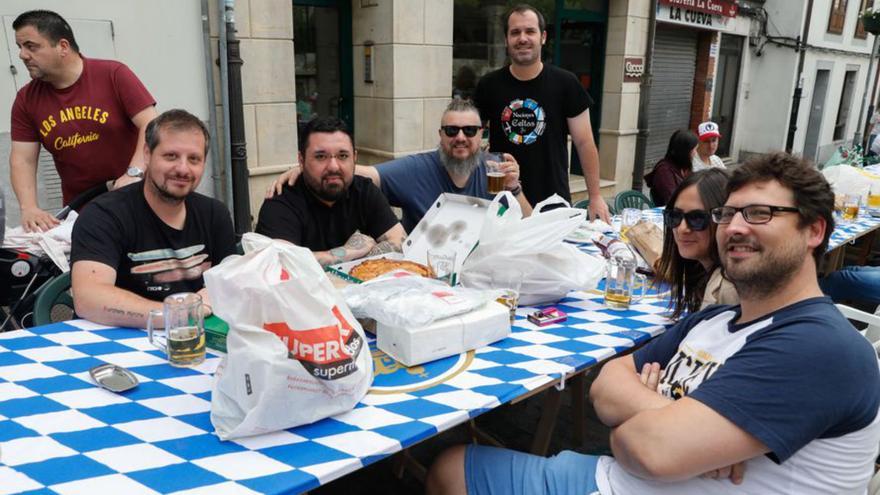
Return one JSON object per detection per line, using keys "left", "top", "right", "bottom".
{"left": 71, "top": 109, "right": 236, "bottom": 328}
{"left": 255, "top": 117, "right": 406, "bottom": 266}
{"left": 474, "top": 4, "right": 611, "bottom": 222}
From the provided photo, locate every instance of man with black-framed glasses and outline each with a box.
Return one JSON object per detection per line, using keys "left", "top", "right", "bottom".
{"left": 428, "top": 152, "right": 880, "bottom": 494}
{"left": 256, "top": 116, "right": 406, "bottom": 266}
{"left": 267, "top": 99, "right": 532, "bottom": 232}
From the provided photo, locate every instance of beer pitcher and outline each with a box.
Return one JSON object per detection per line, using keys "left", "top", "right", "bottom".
{"left": 147, "top": 292, "right": 207, "bottom": 367}
{"left": 604, "top": 255, "right": 646, "bottom": 310}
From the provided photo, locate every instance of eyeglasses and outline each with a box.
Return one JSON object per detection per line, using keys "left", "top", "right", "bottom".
{"left": 440, "top": 125, "right": 482, "bottom": 138}
{"left": 710, "top": 205, "right": 800, "bottom": 225}
{"left": 310, "top": 151, "right": 352, "bottom": 163}
{"left": 664, "top": 209, "right": 711, "bottom": 231}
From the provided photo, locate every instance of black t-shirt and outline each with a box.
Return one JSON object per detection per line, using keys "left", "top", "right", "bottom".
{"left": 474, "top": 64, "right": 593, "bottom": 205}
{"left": 255, "top": 175, "right": 399, "bottom": 250}
{"left": 70, "top": 181, "right": 237, "bottom": 301}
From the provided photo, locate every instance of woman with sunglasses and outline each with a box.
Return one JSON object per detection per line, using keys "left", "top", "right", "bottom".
{"left": 644, "top": 129, "right": 699, "bottom": 206}
{"left": 656, "top": 168, "right": 737, "bottom": 319}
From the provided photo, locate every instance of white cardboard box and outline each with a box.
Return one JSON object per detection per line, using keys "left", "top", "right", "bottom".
{"left": 377, "top": 301, "right": 511, "bottom": 366}
{"left": 403, "top": 193, "right": 491, "bottom": 274}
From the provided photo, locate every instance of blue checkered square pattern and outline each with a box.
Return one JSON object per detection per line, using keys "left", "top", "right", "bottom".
{"left": 0, "top": 289, "right": 671, "bottom": 494}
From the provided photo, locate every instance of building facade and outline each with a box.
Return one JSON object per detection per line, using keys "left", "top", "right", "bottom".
{"left": 1, "top": 0, "right": 876, "bottom": 228}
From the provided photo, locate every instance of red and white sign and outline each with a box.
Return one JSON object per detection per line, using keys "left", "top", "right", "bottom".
{"left": 624, "top": 57, "right": 645, "bottom": 82}
{"left": 659, "top": 0, "right": 737, "bottom": 18}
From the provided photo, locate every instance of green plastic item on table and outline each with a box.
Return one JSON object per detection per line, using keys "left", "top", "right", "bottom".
{"left": 204, "top": 315, "right": 229, "bottom": 353}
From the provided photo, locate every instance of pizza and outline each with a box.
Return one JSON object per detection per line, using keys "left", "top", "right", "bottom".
{"left": 349, "top": 258, "right": 434, "bottom": 281}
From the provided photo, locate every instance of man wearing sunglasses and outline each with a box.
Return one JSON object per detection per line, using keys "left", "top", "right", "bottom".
{"left": 267, "top": 99, "right": 532, "bottom": 232}
{"left": 427, "top": 152, "right": 880, "bottom": 495}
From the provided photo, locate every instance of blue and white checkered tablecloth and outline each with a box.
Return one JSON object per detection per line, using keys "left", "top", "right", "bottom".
{"left": 828, "top": 212, "right": 880, "bottom": 250}
{"left": 0, "top": 291, "right": 670, "bottom": 495}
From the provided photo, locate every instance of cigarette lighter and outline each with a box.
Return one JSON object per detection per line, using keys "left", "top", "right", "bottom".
{"left": 527, "top": 308, "right": 567, "bottom": 326}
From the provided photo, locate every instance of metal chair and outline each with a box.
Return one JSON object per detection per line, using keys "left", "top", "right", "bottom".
{"left": 614, "top": 190, "right": 655, "bottom": 212}
{"left": 33, "top": 272, "right": 74, "bottom": 326}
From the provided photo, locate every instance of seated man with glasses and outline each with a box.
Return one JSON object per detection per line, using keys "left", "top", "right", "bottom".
{"left": 427, "top": 152, "right": 880, "bottom": 495}
{"left": 255, "top": 116, "right": 406, "bottom": 266}
{"left": 267, "top": 99, "right": 532, "bottom": 232}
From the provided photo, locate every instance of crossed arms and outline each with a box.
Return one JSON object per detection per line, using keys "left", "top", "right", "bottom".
{"left": 590, "top": 354, "right": 769, "bottom": 482}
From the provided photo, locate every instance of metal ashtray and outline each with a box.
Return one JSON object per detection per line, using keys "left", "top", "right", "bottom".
{"left": 89, "top": 363, "right": 139, "bottom": 393}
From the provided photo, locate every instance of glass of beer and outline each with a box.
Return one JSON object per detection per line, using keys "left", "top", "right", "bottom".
{"left": 148, "top": 292, "right": 207, "bottom": 367}
{"left": 604, "top": 255, "right": 646, "bottom": 310}
{"left": 485, "top": 153, "right": 505, "bottom": 195}
{"left": 868, "top": 184, "right": 880, "bottom": 215}
{"left": 842, "top": 194, "right": 861, "bottom": 221}
{"left": 620, "top": 208, "right": 642, "bottom": 242}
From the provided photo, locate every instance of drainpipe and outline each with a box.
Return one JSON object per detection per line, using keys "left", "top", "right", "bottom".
{"left": 864, "top": 56, "right": 880, "bottom": 149}
{"left": 855, "top": 35, "right": 880, "bottom": 149}
{"left": 785, "top": 0, "right": 813, "bottom": 153}
{"left": 221, "top": 0, "right": 252, "bottom": 235}
{"left": 217, "top": 0, "right": 235, "bottom": 211}
{"left": 631, "top": 0, "right": 657, "bottom": 191}
{"left": 201, "top": 0, "right": 224, "bottom": 201}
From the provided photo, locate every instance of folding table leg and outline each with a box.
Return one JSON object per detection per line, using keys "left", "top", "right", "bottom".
{"left": 570, "top": 373, "right": 586, "bottom": 445}
{"left": 530, "top": 387, "right": 563, "bottom": 455}
{"left": 392, "top": 448, "right": 427, "bottom": 483}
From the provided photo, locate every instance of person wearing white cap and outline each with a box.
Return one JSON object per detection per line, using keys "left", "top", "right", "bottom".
{"left": 692, "top": 121, "right": 726, "bottom": 171}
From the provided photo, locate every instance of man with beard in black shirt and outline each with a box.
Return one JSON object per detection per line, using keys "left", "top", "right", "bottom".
{"left": 256, "top": 117, "right": 406, "bottom": 266}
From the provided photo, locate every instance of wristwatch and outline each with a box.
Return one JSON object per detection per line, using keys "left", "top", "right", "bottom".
{"left": 126, "top": 166, "right": 144, "bottom": 178}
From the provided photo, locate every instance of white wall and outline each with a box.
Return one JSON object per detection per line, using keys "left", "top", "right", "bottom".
{"left": 0, "top": 0, "right": 214, "bottom": 225}
{"left": 0, "top": 0, "right": 209, "bottom": 128}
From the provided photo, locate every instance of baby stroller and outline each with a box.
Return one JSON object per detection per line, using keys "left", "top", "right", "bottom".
{"left": 0, "top": 183, "right": 107, "bottom": 331}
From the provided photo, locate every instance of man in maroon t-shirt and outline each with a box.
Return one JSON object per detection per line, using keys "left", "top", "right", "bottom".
{"left": 9, "top": 10, "right": 157, "bottom": 232}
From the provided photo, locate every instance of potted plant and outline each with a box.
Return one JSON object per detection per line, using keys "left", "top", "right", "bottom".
{"left": 862, "top": 6, "right": 880, "bottom": 35}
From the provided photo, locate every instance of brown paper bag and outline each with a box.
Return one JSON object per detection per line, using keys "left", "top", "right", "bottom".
{"left": 627, "top": 220, "right": 664, "bottom": 268}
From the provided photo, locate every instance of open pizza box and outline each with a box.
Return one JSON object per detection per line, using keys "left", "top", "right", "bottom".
{"left": 402, "top": 193, "right": 492, "bottom": 275}
{"left": 326, "top": 193, "right": 492, "bottom": 283}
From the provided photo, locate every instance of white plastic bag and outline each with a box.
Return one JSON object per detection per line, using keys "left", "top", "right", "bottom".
{"left": 204, "top": 233, "right": 372, "bottom": 440}
{"left": 459, "top": 193, "right": 604, "bottom": 305}
{"left": 342, "top": 270, "right": 500, "bottom": 328}
{"left": 823, "top": 165, "right": 880, "bottom": 197}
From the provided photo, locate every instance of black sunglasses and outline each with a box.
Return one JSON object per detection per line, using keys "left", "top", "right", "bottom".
{"left": 440, "top": 125, "right": 482, "bottom": 138}
{"left": 664, "top": 209, "right": 711, "bottom": 231}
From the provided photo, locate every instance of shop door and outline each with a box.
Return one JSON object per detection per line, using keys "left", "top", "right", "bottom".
{"left": 293, "top": 0, "right": 352, "bottom": 134}
{"left": 547, "top": 8, "right": 607, "bottom": 176}
{"left": 711, "top": 34, "right": 743, "bottom": 157}
{"left": 804, "top": 69, "right": 830, "bottom": 161}
{"left": 644, "top": 25, "right": 698, "bottom": 170}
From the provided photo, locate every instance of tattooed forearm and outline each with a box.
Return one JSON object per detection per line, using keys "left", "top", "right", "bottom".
{"left": 367, "top": 240, "right": 401, "bottom": 257}
{"left": 104, "top": 306, "right": 125, "bottom": 315}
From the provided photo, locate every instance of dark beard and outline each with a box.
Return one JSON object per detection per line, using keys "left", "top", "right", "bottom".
{"left": 438, "top": 146, "right": 480, "bottom": 177}
{"left": 149, "top": 177, "right": 187, "bottom": 204}
{"left": 303, "top": 174, "right": 346, "bottom": 202}
{"left": 723, "top": 236, "right": 805, "bottom": 300}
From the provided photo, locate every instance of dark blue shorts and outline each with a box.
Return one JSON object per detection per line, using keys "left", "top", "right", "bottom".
{"left": 465, "top": 444, "right": 601, "bottom": 495}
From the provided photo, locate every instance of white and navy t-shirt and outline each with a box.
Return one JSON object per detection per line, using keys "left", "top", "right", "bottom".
{"left": 595, "top": 297, "right": 880, "bottom": 494}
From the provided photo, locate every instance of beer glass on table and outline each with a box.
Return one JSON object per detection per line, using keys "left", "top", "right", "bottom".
{"left": 148, "top": 292, "right": 207, "bottom": 367}
{"left": 604, "top": 255, "right": 646, "bottom": 310}
{"left": 842, "top": 194, "right": 861, "bottom": 221}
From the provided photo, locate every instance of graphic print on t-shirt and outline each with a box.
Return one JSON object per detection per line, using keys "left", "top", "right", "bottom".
{"left": 128, "top": 244, "right": 212, "bottom": 291}
{"left": 658, "top": 345, "right": 722, "bottom": 399}
{"left": 501, "top": 98, "right": 546, "bottom": 145}
{"left": 37, "top": 105, "right": 111, "bottom": 151}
